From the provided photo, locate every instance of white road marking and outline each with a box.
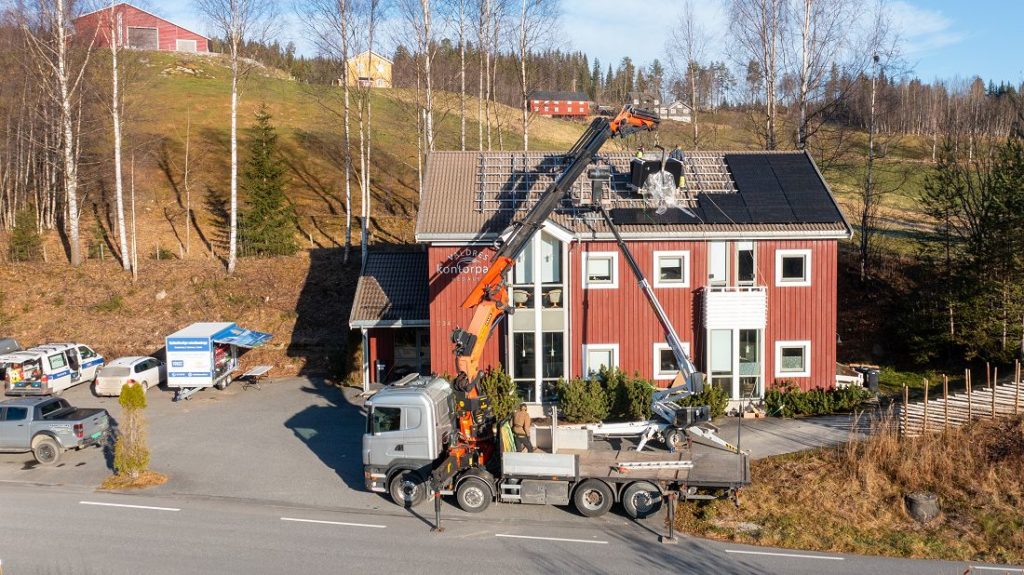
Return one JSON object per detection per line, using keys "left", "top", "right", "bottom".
{"left": 280, "top": 517, "right": 387, "bottom": 529}
{"left": 724, "top": 549, "right": 843, "bottom": 561}
{"left": 79, "top": 501, "right": 180, "bottom": 512}
{"left": 495, "top": 533, "right": 608, "bottom": 545}
{"left": 970, "top": 567, "right": 1024, "bottom": 573}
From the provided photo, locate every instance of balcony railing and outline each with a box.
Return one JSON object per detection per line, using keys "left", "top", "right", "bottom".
{"left": 703, "top": 286, "right": 767, "bottom": 329}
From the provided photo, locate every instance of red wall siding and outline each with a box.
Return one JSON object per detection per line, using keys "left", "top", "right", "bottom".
{"left": 761, "top": 240, "right": 838, "bottom": 391}
{"left": 425, "top": 238, "right": 838, "bottom": 392}
{"left": 75, "top": 5, "right": 209, "bottom": 52}
{"left": 367, "top": 328, "right": 394, "bottom": 383}
{"left": 570, "top": 241, "right": 707, "bottom": 381}
{"left": 427, "top": 246, "right": 503, "bottom": 377}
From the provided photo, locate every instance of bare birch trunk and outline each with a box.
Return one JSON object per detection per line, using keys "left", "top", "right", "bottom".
{"left": 228, "top": 28, "right": 239, "bottom": 274}
{"left": 110, "top": 7, "right": 130, "bottom": 270}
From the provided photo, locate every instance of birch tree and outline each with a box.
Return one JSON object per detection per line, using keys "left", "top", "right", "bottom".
{"left": 509, "top": 0, "right": 558, "bottom": 151}
{"left": 729, "top": 0, "right": 786, "bottom": 150}
{"left": 303, "top": 0, "right": 356, "bottom": 261}
{"left": 356, "top": 0, "right": 382, "bottom": 264}
{"left": 106, "top": 4, "right": 130, "bottom": 270}
{"left": 194, "top": 0, "right": 277, "bottom": 273}
{"left": 22, "top": 0, "right": 96, "bottom": 266}
{"left": 667, "top": 0, "right": 708, "bottom": 148}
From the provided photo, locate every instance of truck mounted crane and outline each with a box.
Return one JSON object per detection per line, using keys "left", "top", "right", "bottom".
{"left": 362, "top": 106, "right": 748, "bottom": 516}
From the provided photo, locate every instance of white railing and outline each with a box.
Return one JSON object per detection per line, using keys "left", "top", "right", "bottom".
{"left": 704, "top": 286, "right": 767, "bottom": 330}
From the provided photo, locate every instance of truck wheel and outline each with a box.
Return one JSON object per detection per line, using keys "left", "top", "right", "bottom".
{"left": 389, "top": 470, "right": 427, "bottom": 508}
{"left": 664, "top": 428, "right": 685, "bottom": 452}
{"left": 32, "top": 437, "right": 61, "bottom": 466}
{"left": 456, "top": 477, "right": 491, "bottom": 513}
{"left": 622, "top": 481, "right": 663, "bottom": 519}
{"left": 573, "top": 479, "right": 613, "bottom": 518}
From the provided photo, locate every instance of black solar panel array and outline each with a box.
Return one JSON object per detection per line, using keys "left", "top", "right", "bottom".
{"left": 608, "top": 152, "right": 843, "bottom": 227}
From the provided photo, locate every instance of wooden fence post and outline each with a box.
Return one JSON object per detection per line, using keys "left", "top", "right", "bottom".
{"left": 903, "top": 385, "right": 909, "bottom": 437}
{"left": 923, "top": 379, "right": 929, "bottom": 434}
{"left": 992, "top": 367, "right": 998, "bottom": 418}
{"left": 1016, "top": 360, "right": 1021, "bottom": 415}
{"left": 967, "top": 369, "right": 973, "bottom": 421}
{"left": 943, "top": 375, "right": 949, "bottom": 432}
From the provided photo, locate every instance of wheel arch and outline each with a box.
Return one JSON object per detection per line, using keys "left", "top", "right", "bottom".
{"left": 456, "top": 468, "right": 496, "bottom": 497}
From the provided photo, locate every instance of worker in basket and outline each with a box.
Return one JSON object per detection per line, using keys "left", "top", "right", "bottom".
{"left": 512, "top": 403, "right": 536, "bottom": 453}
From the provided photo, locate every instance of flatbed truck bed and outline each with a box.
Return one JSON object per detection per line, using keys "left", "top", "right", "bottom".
{"left": 564, "top": 446, "right": 750, "bottom": 489}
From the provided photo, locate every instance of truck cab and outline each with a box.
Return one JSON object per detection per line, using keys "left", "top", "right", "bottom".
{"left": 363, "top": 376, "right": 453, "bottom": 505}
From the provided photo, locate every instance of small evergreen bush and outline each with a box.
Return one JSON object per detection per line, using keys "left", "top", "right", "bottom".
{"left": 479, "top": 368, "right": 519, "bottom": 422}
{"left": 114, "top": 382, "right": 150, "bottom": 479}
{"left": 764, "top": 381, "right": 871, "bottom": 417}
{"left": 678, "top": 383, "right": 730, "bottom": 419}
{"left": 555, "top": 377, "right": 609, "bottom": 423}
{"left": 9, "top": 207, "right": 42, "bottom": 262}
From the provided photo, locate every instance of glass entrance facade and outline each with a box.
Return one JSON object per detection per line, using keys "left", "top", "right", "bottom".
{"left": 509, "top": 232, "right": 567, "bottom": 402}
{"left": 707, "top": 327, "right": 763, "bottom": 400}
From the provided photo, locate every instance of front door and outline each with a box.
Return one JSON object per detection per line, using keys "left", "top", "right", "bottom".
{"left": 707, "top": 328, "right": 763, "bottom": 400}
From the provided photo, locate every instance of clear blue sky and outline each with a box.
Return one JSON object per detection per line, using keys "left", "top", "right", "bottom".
{"left": 156, "top": 0, "right": 1023, "bottom": 85}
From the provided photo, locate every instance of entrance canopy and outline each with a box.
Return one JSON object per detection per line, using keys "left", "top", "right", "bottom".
{"left": 349, "top": 251, "right": 429, "bottom": 329}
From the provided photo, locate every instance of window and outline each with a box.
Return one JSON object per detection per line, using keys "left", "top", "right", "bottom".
{"left": 176, "top": 39, "right": 198, "bottom": 52}
{"left": 39, "top": 400, "right": 67, "bottom": 419}
{"left": 370, "top": 406, "right": 401, "bottom": 434}
{"left": 2, "top": 407, "right": 27, "bottom": 421}
{"left": 583, "top": 344, "right": 618, "bottom": 376}
{"left": 653, "top": 342, "right": 692, "bottom": 380}
{"left": 78, "top": 346, "right": 97, "bottom": 359}
{"left": 708, "top": 241, "right": 728, "bottom": 285}
{"left": 654, "top": 251, "right": 690, "bottom": 288}
{"left": 127, "top": 27, "right": 158, "bottom": 50}
{"left": 582, "top": 252, "right": 618, "bottom": 289}
{"left": 736, "top": 241, "right": 755, "bottom": 285}
{"left": 775, "top": 249, "right": 811, "bottom": 286}
{"left": 48, "top": 353, "right": 67, "bottom": 371}
{"left": 775, "top": 341, "right": 811, "bottom": 378}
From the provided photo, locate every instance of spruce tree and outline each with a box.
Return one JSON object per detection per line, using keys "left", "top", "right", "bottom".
{"left": 9, "top": 207, "right": 42, "bottom": 262}
{"left": 239, "top": 104, "right": 298, "bottom": 257}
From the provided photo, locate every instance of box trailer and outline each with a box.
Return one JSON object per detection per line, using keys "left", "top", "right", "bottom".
{"left": 165, "top": 322, "right": 271, "bottom": 401}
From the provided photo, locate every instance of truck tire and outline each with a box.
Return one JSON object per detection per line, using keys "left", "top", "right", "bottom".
{"left": 573, "top": 479, "right": 614, "bottom": 518}
{"left": 622, "top": 481, "right": 663, "bottom": 519}
{"left": 32, "top": 436, "right": 61, "bottom": 466}
{"left": 456, "top": 477, "right": 491, "bottom": 513}
{"left": 664, "top": 428, "right": 685, "bottom": 452}
{"left": 389, "top": 470, "right": 428, "bottom": 508}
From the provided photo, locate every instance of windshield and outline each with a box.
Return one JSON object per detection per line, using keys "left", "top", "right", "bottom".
{"left": 99, "top": 367, "right": 131, "bottom": 378}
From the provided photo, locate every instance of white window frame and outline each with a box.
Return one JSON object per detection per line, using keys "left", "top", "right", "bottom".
{"left": 775, "top": 249, "right": 812, "bottom": 287}
{"left": 653, "top": 250, "right": 691, "bottom": 288}
{"left": 775, "top": 340, "right": 811, "bottom": 378}
{"left": 582, "top": 344, "right": 619, "bottom": 376}
{"left": 652, "top": 342, "right": 692, "bottom": 381}
{"left": 581, "top": 251, "right": 618, "bottom": 289}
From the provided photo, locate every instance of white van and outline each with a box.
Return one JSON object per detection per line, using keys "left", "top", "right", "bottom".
{"left": 3, "top": 343, "right": 105, "bottom": 396}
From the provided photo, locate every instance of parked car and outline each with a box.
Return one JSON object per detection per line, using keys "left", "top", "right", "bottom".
{"left": 4, "top": 343, "right": 104, "bottom": 396}
{"left": 0, "top": 396, "right": 110, "bottom": 465}
{"left": 93, "top": 356, "right": 166, "bottom": 396}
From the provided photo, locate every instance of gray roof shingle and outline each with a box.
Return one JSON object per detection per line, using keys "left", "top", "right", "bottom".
{"left": 348, "top": 251, "right": 429, "bottom": 328}
{"left": 415, "top": 150, "right": 851, "bottom": 242}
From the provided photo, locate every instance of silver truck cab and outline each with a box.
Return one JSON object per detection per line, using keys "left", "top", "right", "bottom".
{"left": 362, "top": 376, "right": 453, "bottom": 497}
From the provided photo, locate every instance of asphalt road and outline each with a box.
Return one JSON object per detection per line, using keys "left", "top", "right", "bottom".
{"left": 0, "top": 378, "right": 1021, "bottom": 574}
{"left": 1, "top": 483, "right": 1015, "bottom": 575}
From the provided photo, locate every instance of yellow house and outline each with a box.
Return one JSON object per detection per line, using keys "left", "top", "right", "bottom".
{"left": 346, "top": 50, "right": 392, "bottom": 88}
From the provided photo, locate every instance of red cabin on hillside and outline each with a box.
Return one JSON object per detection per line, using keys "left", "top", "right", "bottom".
{"left": 74, "top": 3, "right": 210, "bottom": 53}
{"left": 529, "top": 91, "right": 591, "bottom": 118}
{"left": 350, "top": 150, "right": 852, "bottom": 412}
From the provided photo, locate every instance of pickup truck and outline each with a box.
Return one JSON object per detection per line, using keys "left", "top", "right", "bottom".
{"left": 0, "top": 397, "right": 111, "bottom": 465}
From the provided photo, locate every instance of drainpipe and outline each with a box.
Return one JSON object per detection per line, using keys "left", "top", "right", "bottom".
{"left": 361, "top": 328, "right": 370, "bottom": 393}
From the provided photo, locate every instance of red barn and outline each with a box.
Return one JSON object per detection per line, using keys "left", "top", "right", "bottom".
{"left": 74, "top": 3, "right": 210, "bottom": 53}
{"left": 529, "top": 91, "right": 591, "bottom": 118}
{"left": 350, "top": 150, "right": 852, "bottom": 412}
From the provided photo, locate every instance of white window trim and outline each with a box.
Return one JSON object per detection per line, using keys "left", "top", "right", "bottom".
{"left": 582, "top": 344, "right": 619, "bottom": 376}
{"left": 653, "top": 342, "right": 692, "bottom": 380}
{"left": 653, "top": 250, "right": 691, "bottom": 288}
{"left": 775, "top": 340, "right": 811, "bottom": 378}
{"left": 581, "top": 251, "right": 619, "bottom": 289}
{"left": 775, "top": 249, "right": 812, "bottom": 287}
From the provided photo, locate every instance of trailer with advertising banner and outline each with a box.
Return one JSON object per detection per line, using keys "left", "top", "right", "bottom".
{"left": 165, "top": 322, "right": 271, "bottom": 401}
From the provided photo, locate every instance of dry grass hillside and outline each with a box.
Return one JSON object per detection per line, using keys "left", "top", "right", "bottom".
{"left": 677, "top": 414, "right": 1024, "bottom": 563}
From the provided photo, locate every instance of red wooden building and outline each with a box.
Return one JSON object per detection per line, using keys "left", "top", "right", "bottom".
{"left": 74, "top": 3, "right": 210, "bottom": 53}
{"left": 529, "top": 91, "right": 591, "bottom": 118}
{"left": 350, "top": 150, "right": 851, "bottom": 409}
